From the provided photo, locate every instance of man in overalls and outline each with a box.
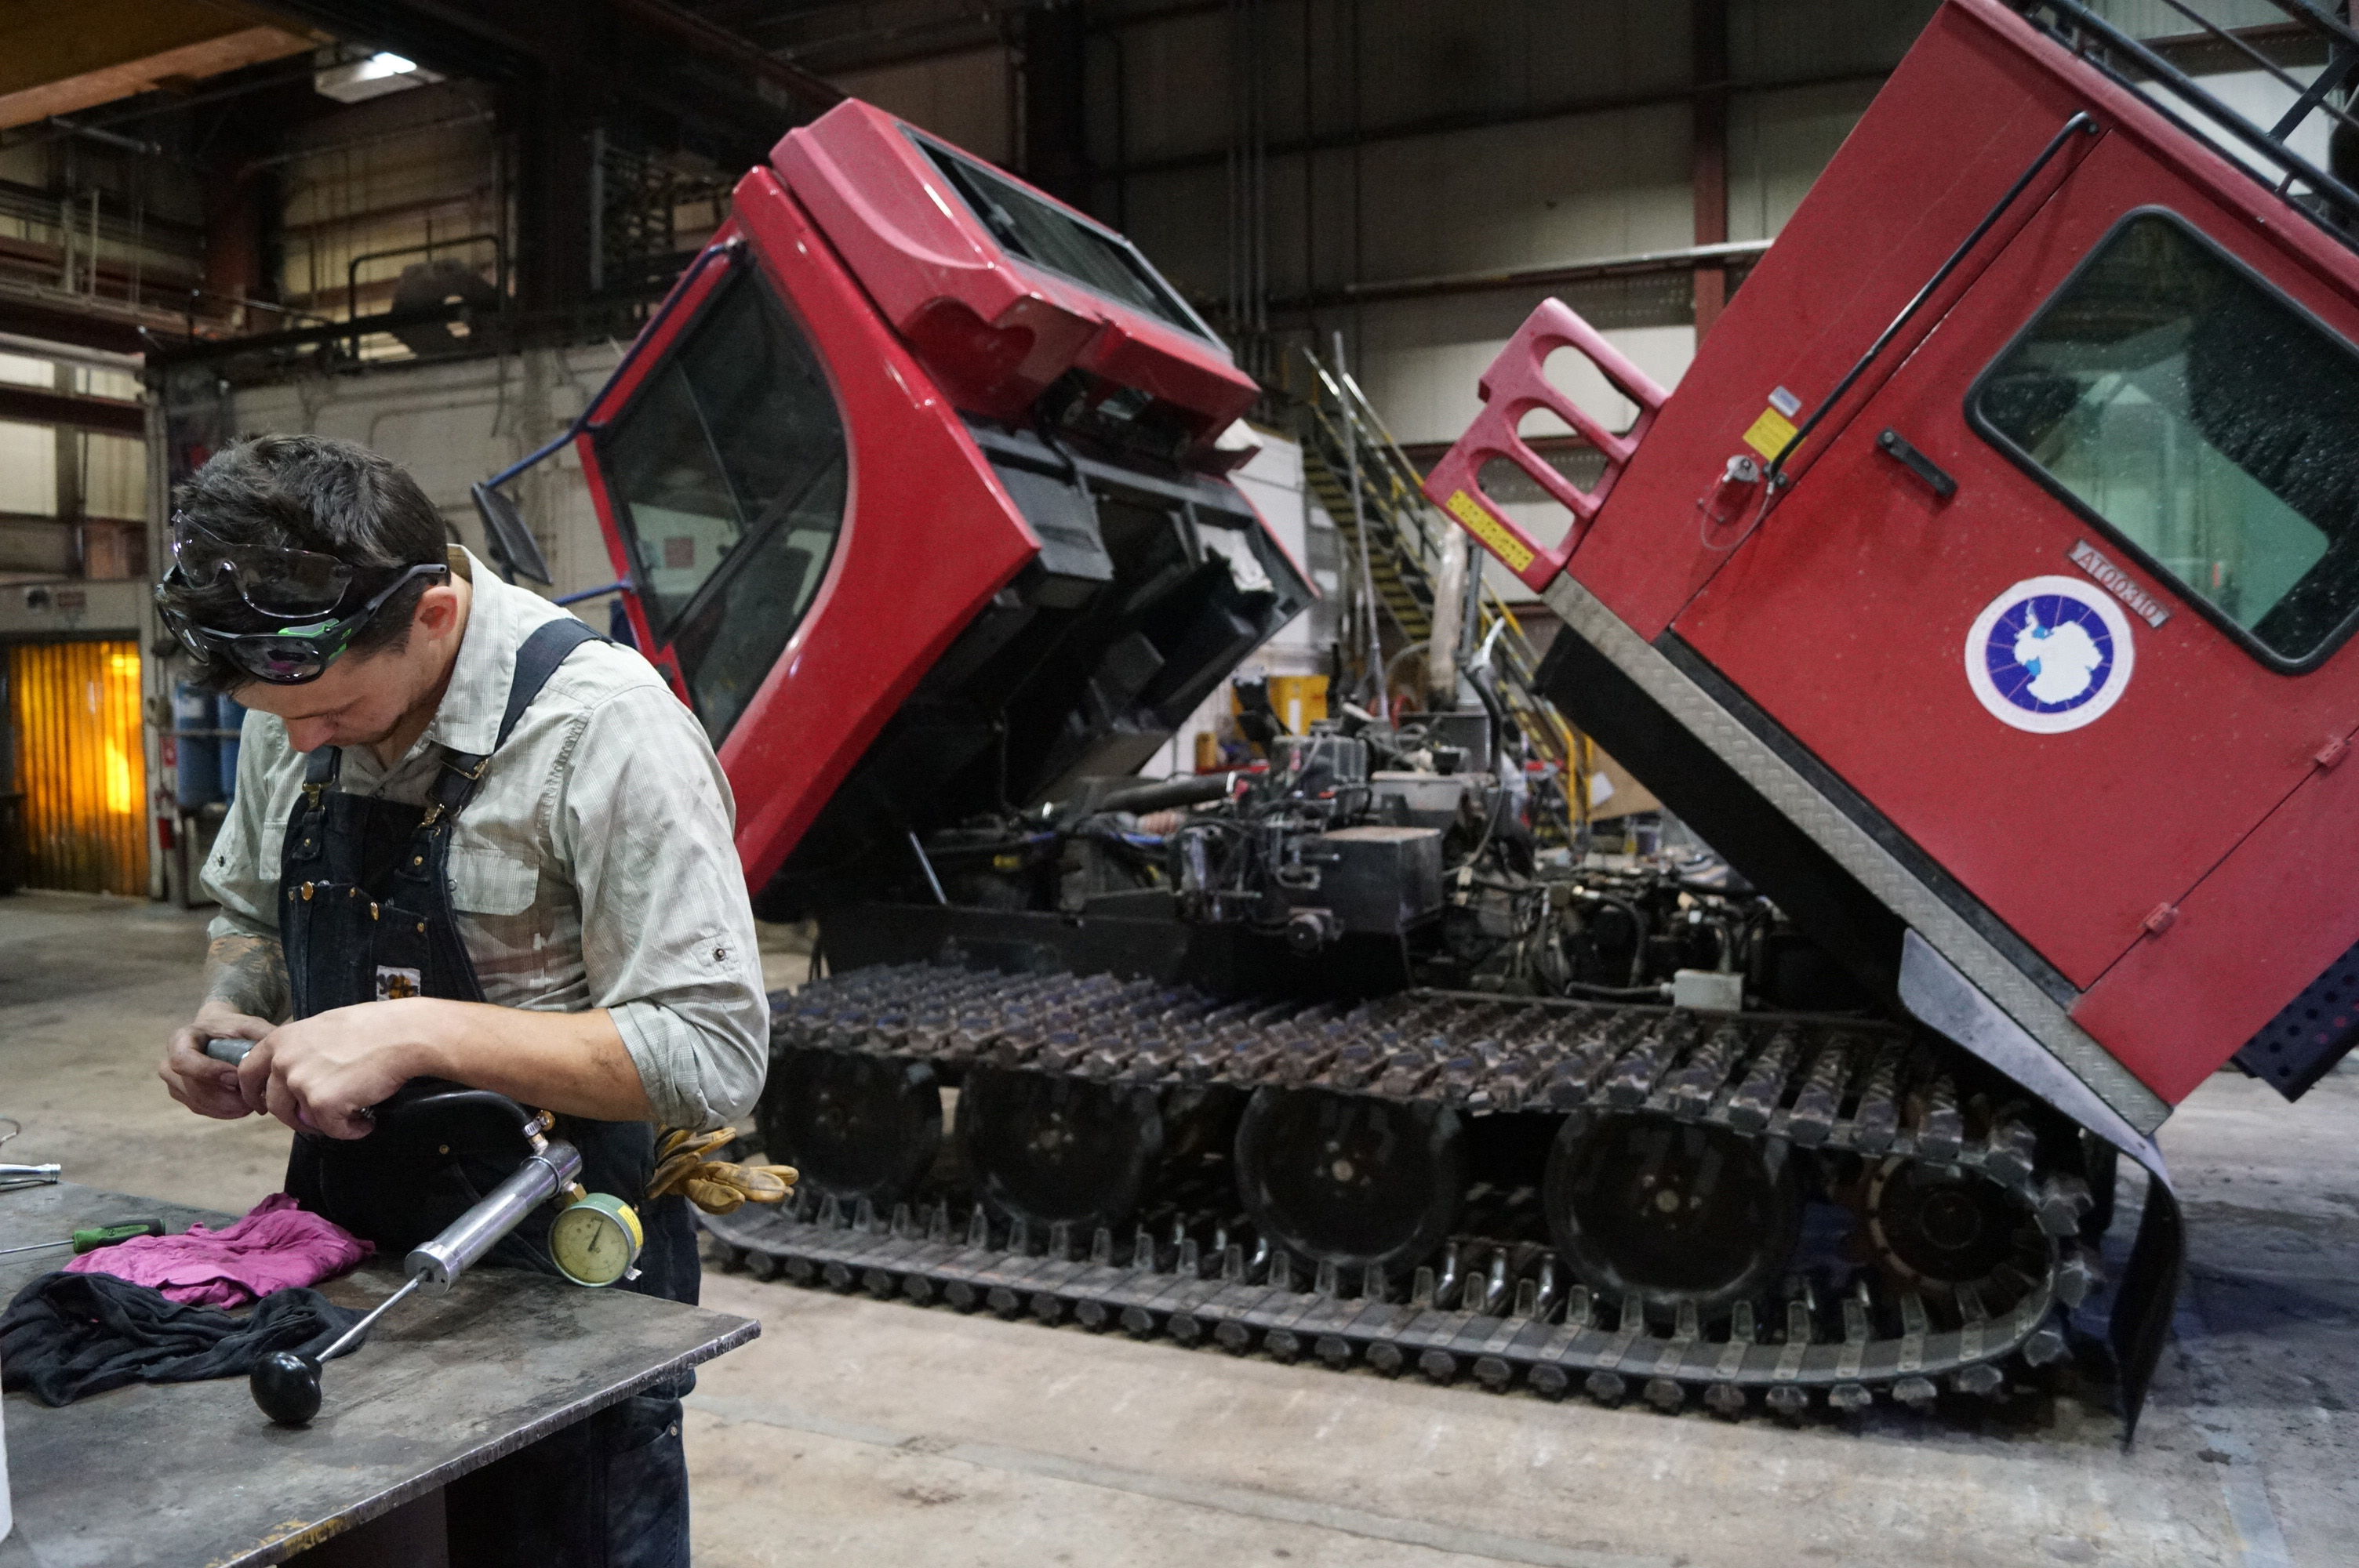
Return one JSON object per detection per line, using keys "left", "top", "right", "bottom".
{"left": 154, "top": 434, "right": 769, "bottom": 1568}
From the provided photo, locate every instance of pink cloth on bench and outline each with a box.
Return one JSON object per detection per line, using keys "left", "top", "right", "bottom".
{"left": 64, "top": 1193, "right": 373, "bottom": 1308}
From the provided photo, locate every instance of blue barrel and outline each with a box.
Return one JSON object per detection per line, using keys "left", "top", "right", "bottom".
{"left": 216, "top": 694, "right": 247, "bottom": 803}
{"left": 173, "top": 683, "right": 220, "bottom": 808}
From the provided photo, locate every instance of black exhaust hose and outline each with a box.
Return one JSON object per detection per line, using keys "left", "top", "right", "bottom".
{"left": 1094, "top": 772, "right": 1238, "bottom": 815}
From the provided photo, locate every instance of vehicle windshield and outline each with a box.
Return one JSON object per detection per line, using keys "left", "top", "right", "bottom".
{"left": 1974, "top": 212, "right": 2359, "bottom": 666}
{"left": 597, "top": 260, "right": 849, "bottom": 742}
{"left": 911, "top": 133, "right": 1216, "bottom": 345}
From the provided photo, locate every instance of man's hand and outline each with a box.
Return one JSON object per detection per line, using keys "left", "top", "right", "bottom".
{"left": 239, "top": 1000, "right": 431, "bottom": 1139}
{"left": 160, "top": 1002, "right": 274, "bottom": 1120}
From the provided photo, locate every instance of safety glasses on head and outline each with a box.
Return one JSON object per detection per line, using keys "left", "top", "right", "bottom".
{"left": 166, "top": 510, "right": 357, "bottom": 620}
{"left": 156, "top": 561, "right": 451, "bottom": 685}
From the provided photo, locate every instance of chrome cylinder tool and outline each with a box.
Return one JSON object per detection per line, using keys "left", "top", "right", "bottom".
{"left": 245, "top": 1085, "right": 585, "bottom": 1427}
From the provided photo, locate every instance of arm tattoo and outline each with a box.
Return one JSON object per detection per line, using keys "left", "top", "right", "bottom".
{"left": 205, "top": 933, "right": 290, "bottom": 1023}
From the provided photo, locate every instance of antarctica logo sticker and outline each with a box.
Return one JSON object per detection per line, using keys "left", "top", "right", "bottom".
{"left": 1964, "top": 575, "right": 2135, "bottom": 735}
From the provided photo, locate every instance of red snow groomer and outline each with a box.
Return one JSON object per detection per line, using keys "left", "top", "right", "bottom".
{"left": 474, "top": 98, "right": 1312, "bottom": 914}
{"left": 1426, "top": 0, "right": 2359, "bottom": 1428}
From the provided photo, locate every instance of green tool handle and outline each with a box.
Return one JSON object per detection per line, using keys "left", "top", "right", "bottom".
{"left": 75, "top": 1218, "right": 165, "bottom": 1253}
{"left": 0, "top": 1218, "right": 165, "bottom": 1259}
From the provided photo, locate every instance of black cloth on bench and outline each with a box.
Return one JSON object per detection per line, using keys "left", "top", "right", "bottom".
{"left": 0, "top": 1269, "right": 363, "bottom": 1406}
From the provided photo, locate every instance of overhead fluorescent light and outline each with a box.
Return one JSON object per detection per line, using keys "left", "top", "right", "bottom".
{"left": 314, "top": 49, "right": 442, "bottom": 104}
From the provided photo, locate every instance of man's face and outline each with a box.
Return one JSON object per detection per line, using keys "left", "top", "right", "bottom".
{"left": 227, "top": 585, "right": 460, "bottom": 753}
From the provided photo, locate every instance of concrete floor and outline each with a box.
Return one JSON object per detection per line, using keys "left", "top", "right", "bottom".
{"left": 3, "top": 888, "right": 2354, "bottom": 1566}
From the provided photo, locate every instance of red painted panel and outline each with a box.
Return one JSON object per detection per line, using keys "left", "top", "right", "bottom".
{"left": 772, "top": 100, "right": 1255, "bottom": 444}
{"left": 1570, "top": 0, "right": 2359, "bottom": 643}
{"left": 1568, "top": 0, "right": 2095, "bottom": 637}
{"left": 2074, "top": 730, "right": 2359, "bottom": 1103}
{"left": 587, "top": 169, "right": 1047, "bottom": 892}
{"left": 1674, "top": 125, "right": 2359, "bottom": 993}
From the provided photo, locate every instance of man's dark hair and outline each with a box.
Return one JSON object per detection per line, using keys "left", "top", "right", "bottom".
{"left": 158, "top": 434, "right": 447, "bottom": 691}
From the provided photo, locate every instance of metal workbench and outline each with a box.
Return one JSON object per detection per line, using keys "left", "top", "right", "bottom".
{"left": 0, "top": 1181, "right": 758, "bottom": 1567}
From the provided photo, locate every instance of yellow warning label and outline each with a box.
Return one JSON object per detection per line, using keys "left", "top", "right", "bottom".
{"left": 1743, "top": 405, "right": 1799, "bottom": 463}
{"left": 1443, "top": 489, "right": 1537, "bottom": 573}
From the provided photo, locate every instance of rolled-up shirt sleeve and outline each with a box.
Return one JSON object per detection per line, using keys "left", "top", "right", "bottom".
{"left": 555, "top": 684, "right": 770, "bottom": 1131}
{"left": 200, "top": 710, "right": 293, "bottom": 956}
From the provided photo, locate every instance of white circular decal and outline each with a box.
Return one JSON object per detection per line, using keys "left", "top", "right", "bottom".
{"left": 1963, "top": 575, "right": 2135, "bottom": 735}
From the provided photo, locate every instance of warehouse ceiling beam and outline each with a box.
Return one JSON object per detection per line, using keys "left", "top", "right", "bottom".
{"left": 692, "top": 0, "right": 1219, "bottom": 70}
{"left": 0, "top": 289, "right": 174, "bottom": 357}
{"left": 609, "top": 0, "right": 843, "bottom": 114}
{"left": 1263, "top": 238, "right": 1772, "bottom": 316}
{"left": 1107, "top": 65, "right": 1900, "bottom": 184}
{"left": 243, "top": 0, "right": 543, "bottom": 82}
{"left": 258, "top": 0, "right": 835, "bottom": 112}
{"left": 0, "top": 0, "right": 321, "bottom": 131}
{"left": 0, "top": 331, "right": 144, "bottom": 376}
{"left": 0, "top": 308, "right": 145, "bottom": 357}
{"left": 0, "top": 383, "right": 146, "bottom": 437}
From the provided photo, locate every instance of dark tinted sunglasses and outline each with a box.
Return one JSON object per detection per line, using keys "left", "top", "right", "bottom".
{"left": 168, "top": 511, "right": 355, "bottom": 619}
{"left": 157, "top": 562, "right": 450, "bottom": 685}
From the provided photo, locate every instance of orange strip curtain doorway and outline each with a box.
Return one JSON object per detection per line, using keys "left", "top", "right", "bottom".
{"left": 7, "top": 641, "right": 148, "bottom": 896}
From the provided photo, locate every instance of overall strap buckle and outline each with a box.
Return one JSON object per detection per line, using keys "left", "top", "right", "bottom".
{"left": 300, "top": 745, "right": 340, "bottom": 808}
{"left": 426, "top": 750, "right": 491, "bottom": 827}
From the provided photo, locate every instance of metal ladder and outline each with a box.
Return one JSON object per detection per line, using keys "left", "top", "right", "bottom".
{"left": 1291, "top": 346, "right": 1593, "bottom": 840}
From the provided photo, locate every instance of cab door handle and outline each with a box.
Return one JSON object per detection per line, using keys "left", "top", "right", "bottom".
{"left": 1877, "top": 428, "right": 1957, "bottom": 499}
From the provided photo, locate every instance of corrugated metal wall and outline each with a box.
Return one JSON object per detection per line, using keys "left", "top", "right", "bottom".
{"left": 7, "top": 640, "right": 148, "bottom": 896}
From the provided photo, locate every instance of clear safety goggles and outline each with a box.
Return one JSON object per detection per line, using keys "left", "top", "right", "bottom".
{"left": 156, "top": 561, "right": 449, "bottom": 685}
{"left": 167, "top": 511, "right": 358, "bottom": 620}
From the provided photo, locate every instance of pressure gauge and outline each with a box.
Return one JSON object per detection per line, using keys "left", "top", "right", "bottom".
{"left": 549, "top": 1192, "right": 644, "bottom": 1287}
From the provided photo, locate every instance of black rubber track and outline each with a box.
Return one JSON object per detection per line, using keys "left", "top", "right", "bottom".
{"left": 709, "top": 962, "right": 2104, "bottom": 1415}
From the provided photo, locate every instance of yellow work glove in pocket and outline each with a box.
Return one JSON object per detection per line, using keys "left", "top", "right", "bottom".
{"left": 648, "top": 1127, "right": 798, "bottom": 1215}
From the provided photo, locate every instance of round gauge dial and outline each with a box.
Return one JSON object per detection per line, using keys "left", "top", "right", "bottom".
{"left": 549, "top": 1192, "right": 644, "bottom": 1287}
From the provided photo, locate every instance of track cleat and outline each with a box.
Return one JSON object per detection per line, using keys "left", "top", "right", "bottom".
{"left": 1951, "top": 1363, "right": 2004, "bottom": 1396}
{"left": 1827, "top": 1382, "right": 1872, "bottom": 1414}
{"left": 1314, "top": 1334, "right": 1354, "bottom": 1367}
{"left": 2022, "top": 1321, "right": 2070, "bottom": 1367}
{"left": 1892, "top": 1376, "right": 1938, "bottom": 1412}
{"left": 1982, "top": 1120, "right": 2037, "bottom": 1185}
{"left": 1528, "top": 1363, "right": 1570, "bottom": 1399}
{"left": 1119, "top": 1305, "right": 1155, "bottom": 1337}
{"left": 1764, "top": 1385, "right": 1810, "bottom": 1418}
{"left": 2034, "top": 1176, "right": 2095, "bottom": 1236}
{"left": 1214, "top": 1321, "right": 1252, "bottom": 1353}
{"left": 1419, "top": 1350, "right": 1460, "bottom": 1384}
{"left": 1366, "top": 1341, "right": 1405, "bottom": 1376}
{"left": 1474, "top": 1356, "right": 1514, "bottom": 1391}
{"left": 1586, "top": 1370, "right": 1627, "bottom": 1404}
{"left": 1643, "top": 1377, "right": 1685, "bottom": 1413}
{"left": 2055, "top": 1245, "right": 2106, "bottom": 1308}
{"left": 1703, "top": 1383, "right": 1747, "bottom": 1417}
